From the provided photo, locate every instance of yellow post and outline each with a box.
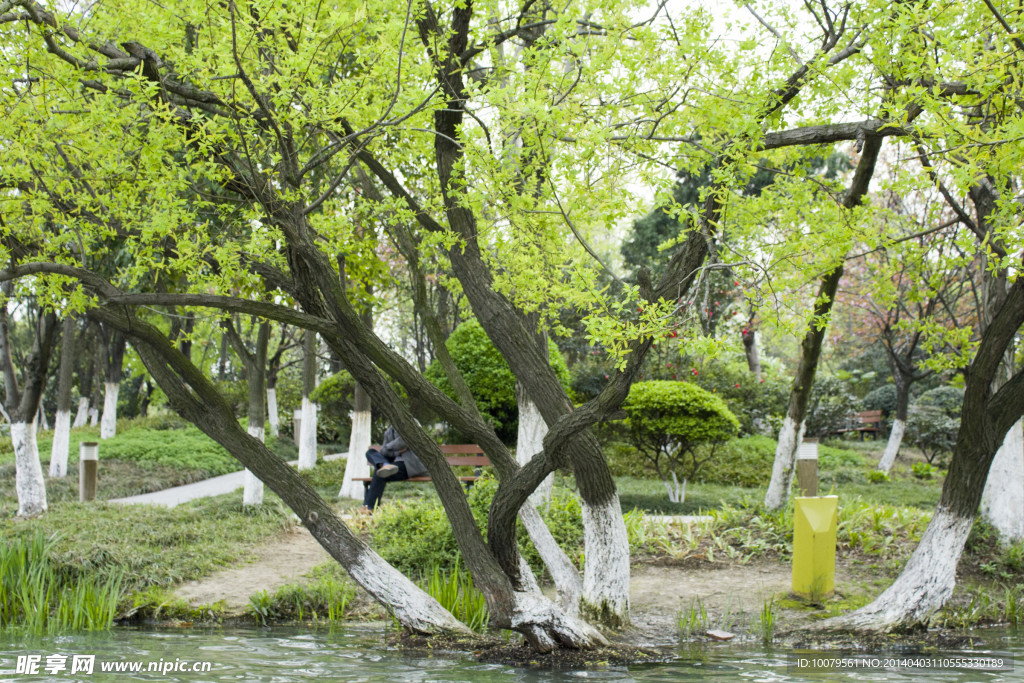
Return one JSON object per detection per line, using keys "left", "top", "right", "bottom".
{"left": 792, "top": 496, "right": 838, "bottom": 600}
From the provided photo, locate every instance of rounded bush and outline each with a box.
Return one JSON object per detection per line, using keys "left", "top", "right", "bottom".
{"left": 915, "top": 385, "right": 963, "bottom": 417}
{"left": 619, "top": 381, "right": 739, "bottom": 500}
{"left": 862, "top": 384, "right": 898, "bottom": 417}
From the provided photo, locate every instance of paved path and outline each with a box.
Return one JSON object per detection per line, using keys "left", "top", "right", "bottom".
{"left": 109, "top": 452, "right": 348, "bottom": 507}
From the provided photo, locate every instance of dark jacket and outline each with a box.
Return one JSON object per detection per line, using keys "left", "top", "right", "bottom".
{"left": 380, "top": 425, "right": 428, "bottom": 478}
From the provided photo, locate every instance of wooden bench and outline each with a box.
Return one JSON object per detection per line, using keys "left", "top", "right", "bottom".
{"left": 351, "top": 444, "right": 490, "bottom": 491}
{"left": 838, "top": 410, "right": 883, "bottom": 439}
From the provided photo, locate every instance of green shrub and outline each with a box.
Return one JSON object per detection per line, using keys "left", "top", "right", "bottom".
{"left": 618, "top": 381, "right": 739, "bottom": 502}
{"left": 862, "top": 385, "right": 897, "bottom": 418}
{"left": 906, "top": 405, "right": 958, "bottom": 465}
{"left": 424, "top": 319, "right": 571, "bottom": 442}
{"left": 916, "top": 385, "right": 964, "bottom": 416}
{"left": 912, "top": 462, "right": 940, "bottom": 480}
{"left": 685, "top": 358, "right": 789, "bottom": 436}
{"left": 99, "top": 427, "right": 240, "bottom": 476}
{"left": 867, "top": 469, "right": 890, "bottom": 483}
{"left": 693, "top": 435, "right": 775, "bottom": 487}
{"left": 309, "top": 371, "right": 356, "bottom": 444}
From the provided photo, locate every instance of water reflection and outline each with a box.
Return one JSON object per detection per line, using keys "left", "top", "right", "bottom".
{"left": 0, "top": 626, "right": 1020, "bottom": 682}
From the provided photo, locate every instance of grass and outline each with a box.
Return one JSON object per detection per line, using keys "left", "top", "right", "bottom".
{"left": 677, "top": 597, "right": 709, "bottom": 638}
{"left": 0, "top": 493, "right": 294, "bottom": 593}
{"left": 247, "top": 563, "right": 358, "bottom": 626}
{"left": 1, "top": 531, "right": 124, "bottom": 633}
{"left": 425, "top": 561, "right": 489, "bottom": 632}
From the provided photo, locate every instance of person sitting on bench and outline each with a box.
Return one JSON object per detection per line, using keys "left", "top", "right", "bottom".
{"left": 362, "top": 423, "right": 428, "bottom": 511}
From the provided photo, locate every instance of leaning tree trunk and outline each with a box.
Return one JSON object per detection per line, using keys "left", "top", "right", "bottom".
{"left": 298, "top": 330, "right": 318, "bottom": 470}
{"left": 100, "top": 331, "right": 126, "bottom": 439}
{"left": 765, "top": 136, "right": 882, "bottom": 511}
{"left": 980, "top": 419, "right": 1024, "bottom": 542}
{"left": 877, "top": 374, "right": 912, "bottom": 473}
{"left": 49, "top": 315, "right": 77, "bottom": 477}
{"left": 825, "top": 262, "right": 1024, "bottom": 631}
{"left": 13, "top": 420, "right": 46, "bottom": 516}
{"left": 242, "top": 323, "right": 270, "bottom": 506}
{"left": 516, "top": 384, "right": 552, "bottom": 507}
{"left": 339, "top": 381, "right": 372, "bottom": 499}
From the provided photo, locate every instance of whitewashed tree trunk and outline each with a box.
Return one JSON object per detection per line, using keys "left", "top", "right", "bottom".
{"left": 13, "top": 421, "right": 47, "bottom": 517}
{"left": 297, "top": 397, "right": 318, "bottom": 470}
{"left": 510, "top": 591, "right": 608, "bottom": 651}
{"left": 89, "top": 407, "right": 99, "bottom": 426}
{"left": 877, "top": 418, "right": 906, "bottom": 473}
{"left": 518, "top": 503, "right": 583, "bottom": 615}
{"left": 580, "top": 496, "right": 631, "bottom": 627}
{"left": 347, "top": 544, "right": 473, "bottom": 635}
{"left": 516, "top": 397, "right": 552, "bottom": 507}
{"left": 48, "top": 409, "right": 72, "bottom": 478}
{"left": 981, "top": 419, "right": 1024, "bottom": 543}
{"left": 826, "top": 505, "right": 973, "bottom": 630}
{"left": 73, "top": 397, "right": 89, "bottom": 428}
{"left": 100, "top": 382, "right": 119, "bottom": 439}
{"left": 338, "top": 409, "right": 372, "bottom": 499}
{"left": 266, "top": 387, "right": 279, "bottom": 438}
{"left": 243, "top": 424, "right": 265, "bottom": 506}
{"left": 664, "top": 472, "right": 687, "bottom": 503}
{"left": 764, "top": 416, "right": 804, "bottom": 510}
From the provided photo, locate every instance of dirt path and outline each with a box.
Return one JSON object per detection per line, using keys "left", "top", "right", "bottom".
{"left": 173, "top": 517, "right": 856, "bottom": 641}
{"left": 174, "top": 525, "right": 332, "bottom": 610}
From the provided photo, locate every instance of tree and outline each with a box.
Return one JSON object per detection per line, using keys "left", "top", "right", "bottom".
{"left": 618, "top": 380, "right": 739, "bottom": 503}
{"left": 5, "top": 0, "right": 1016, "bottom": 648}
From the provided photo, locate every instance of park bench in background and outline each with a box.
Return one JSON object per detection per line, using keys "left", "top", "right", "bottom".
{"left": 837, "top": 410, "right": 883, "bottom": 440}
{"left": 351, "top": 444, "right": 490, "bottom": 491}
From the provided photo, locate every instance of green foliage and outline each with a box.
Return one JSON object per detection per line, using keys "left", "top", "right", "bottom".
{"left": 676, "top": 597, "right": 709, "bottom": 639}
{"left": 619, "top": 381, "right": 739, "bottom": 493}
{"left": 1, "top": 532, "right": 124, "bottom": 633}
{"left": 805, "top": 376, "right": 858, "bottom": 437}
{"left": 425, "top": 320, "right": 571, "bottom": 442}
{"left": 677, "top": 358, "right": 790, "bottom": 435}
{"left": 916, "top": 385, "right": 964, "bottom": 415}
{"left": 759, "top": 596, "right": 777, "bottom": 643}
{"left": 691, "top": 435, "right": 776, "bottom": 487}
{"left": 0, "top": 494, "right": 293, "bottom": 591}
{"left": 425, "top": 561, "right": 489, "bottom": 633}
{"left": 309, "top": 370, "right": 356, "bottom": 443}
{"left": 248, "top": 564, "right": 356, "bottom": 625}
{"left": 867, "top": 470, "right": 890, "bottom": 483}
{"left": 905, "top": 405, "right": 958, "bottom": 465}
{"left": 911, "top": 462, "right": 940, "bottom": 479}
{"left": 98, "top": 425, "right": 240, "bottom": 476}
{"left": 861, "top": 384, "right": 898, "bottom": 417}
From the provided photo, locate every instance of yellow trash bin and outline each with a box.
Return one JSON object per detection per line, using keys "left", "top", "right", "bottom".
{"left": 792, "top": 496, "right": 838, "bottom": 600}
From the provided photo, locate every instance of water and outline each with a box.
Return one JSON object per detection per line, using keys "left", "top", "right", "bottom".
{"left": 1, "top": 626, "right": 1021, "bottom": 682}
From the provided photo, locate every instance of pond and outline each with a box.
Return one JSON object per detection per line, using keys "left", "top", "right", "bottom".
{"left": 1, "top": 625, "right": 1021, "bottom": 682}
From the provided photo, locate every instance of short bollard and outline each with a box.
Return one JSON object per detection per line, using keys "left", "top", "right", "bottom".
{"left": 792, "top": 495, "right": 838, "bottom": 600}
{"left": 293, "top": 409, "right": 302, "bottom": 447}
{"left": 796, "top": 438, "right": 819, "bottom": 497}
{"left": 79, "top": 442, "right": 99, "bottom": 502}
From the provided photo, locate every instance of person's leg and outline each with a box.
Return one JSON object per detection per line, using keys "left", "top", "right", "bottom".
{"left": 363, "top": 461, "right": 409, "bottom": 510}
{"left": 365, "top": 448, "right": 390, "bottom": 469}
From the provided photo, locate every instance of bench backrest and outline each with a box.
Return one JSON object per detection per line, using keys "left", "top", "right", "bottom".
{"left": 857, "top": 410, "right": 883, "bottom": 424}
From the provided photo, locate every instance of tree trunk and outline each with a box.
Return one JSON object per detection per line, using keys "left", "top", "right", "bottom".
{"left": 13, "top": 421, "right": 46, "bottom": 516}
{"left": 742, "top": 325, "right": 762, "bottom": 381}
{"left": 241, "top": 323, "right": 270, "bottom": 506}
{"left": 980, "top": 419, "right": 1024, "bottom": 542}
{"left": 100, "top": 331, "right": 126, "bottom": 439}
{"left": 826, "top": 265, "right": 1024, "bottom": 631}
{"left": 339, "top": 382, "right": 372, "bottom": 499}
{"left": 50, "top": 315, "right": 77, "bottom": 478}
{"left": 877, "top": 374, "right": 911, "bottom": 473}
{"left": 298, "top": 330, "right": 318, "bottom": 470}
{"left": 516, "top": 387, "right": 552, "bottom": 507}
{"left": 266, "top": 384, "right": 280, "bottom": 438}
{"left": 73, "top": 396, "right": 90, "bottom": 428}
{"left": 764, "top": 136, "right": 882, "bottom": 511}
